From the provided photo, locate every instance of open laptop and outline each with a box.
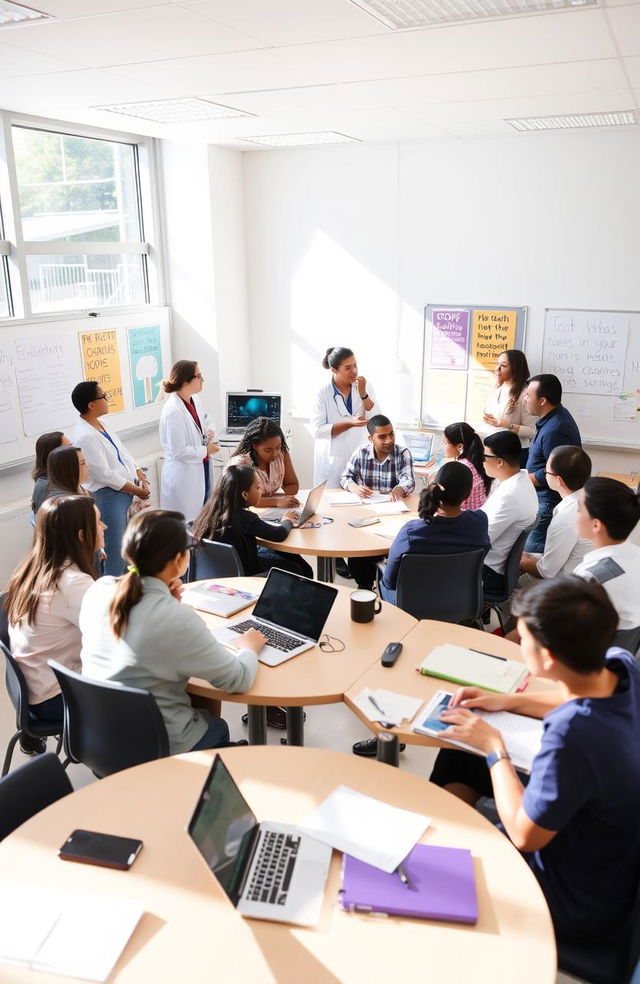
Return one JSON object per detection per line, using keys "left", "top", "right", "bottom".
{"left": 187, "top": 756, "right": 332, "bottom": 926}
{"left": 217, "top": 392, "right": 282, "bottom": 443}
{"left": 260, "top": 480, "right": 327, "bottom": 528}
{"left": 211, "top": 568, "right": 337, "bottom": 667}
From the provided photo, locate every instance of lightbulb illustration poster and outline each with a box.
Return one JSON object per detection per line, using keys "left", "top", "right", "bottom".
{"left": 127, "top": 325, "right": 163, "bottom": 408}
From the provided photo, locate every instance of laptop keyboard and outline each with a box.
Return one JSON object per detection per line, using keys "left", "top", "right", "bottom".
{"left": 228, "top": 619, "right": 303, "bottom": 653}
{"left": 246, "top": 830, "right": 300, "bottom": 905}
{"left": 225, "top": 427, "right": 245, "bottom": 435}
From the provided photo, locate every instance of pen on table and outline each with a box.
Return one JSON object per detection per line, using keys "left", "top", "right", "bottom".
{"left": 368, "top": 694, "right": 386, "bottom": 715}
{"left": 395, "top": 862, "right": 415, "bottom": 891}
{"left": 470, "top": 647, "right": 507, "bottom": 662}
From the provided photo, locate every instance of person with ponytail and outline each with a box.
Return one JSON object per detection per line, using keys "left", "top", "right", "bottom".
{"left": 7, "top": 495, "right": 104, "bottom": 754}
{"left": 442, "top": 421, "right": 492, "bottom": 510}
{"left": 483, "top": 349, "right": 537, "bottom": 467}
{"left": 380, "top": 461, "right": 490, "bottom": 604}
{"left": 80, "top": 510, "right": 264, "bottom": 754}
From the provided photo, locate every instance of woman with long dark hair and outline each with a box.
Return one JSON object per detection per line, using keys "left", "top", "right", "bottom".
{"left": 192, "top": 464, "right": 312, "bottom": 578}
{"left": 442, "top": 421, "right": 492, "bottom": 509}
{"left": 80, "top": 510, "right": 264, "bottom": 754}
{"left": 7, "top": 495, "right": 104, "bottom": 752}
{"left": 483, "top": 349, "right": 537, "bottom": 466}
{"left": 42, "top": 445, "right": 90, "bottom": 503}
{"left": 228, "top": 417, "right": 301, "bottom": 508}
{"left": 31, "top": 431, "right": 71, "bottom": 513}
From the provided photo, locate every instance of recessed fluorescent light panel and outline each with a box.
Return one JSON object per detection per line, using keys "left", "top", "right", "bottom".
{"left": 349, "top": 0, "right": 596, "bottom": 29}
{"left": 94, "top": 97, "right": 253, "bottom": 123}
{"left": 507, "top": 111, "right": 636, "bottom": 131}
{"left": 0, "top": 1, "right": 53, "bottom": 25}
{"left": 241, "top": 132, "right": 358, "bottom": 148}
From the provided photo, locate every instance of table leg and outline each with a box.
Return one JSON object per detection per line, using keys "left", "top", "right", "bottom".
{"left": 285, "top": 707, "right": 305, "bottom": 747}
{"left": 247, "top": 706, "right": 267, "bottom": 745}
{"left": 376, "top": 731, "right": 399, "bottom": 767}
{"left": 317, "top": 557, "right": 335, "bottom": 582}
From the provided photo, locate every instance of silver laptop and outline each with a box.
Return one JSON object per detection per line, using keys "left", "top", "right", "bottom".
{"left": 188, "top": 756, "right": 332, "bottom": 927}
{"left": 217, "top": 391, "right": 282, "bottom": 442}
{"left": 212, "top": 568, "right": 337, "bottom": 667}
{"left": 260, "top": 480, "right": 327, "bottom": 528}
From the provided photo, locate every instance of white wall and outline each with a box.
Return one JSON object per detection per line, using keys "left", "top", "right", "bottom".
{"left": 243, "top": 129, "right": 640, "bottom": 487}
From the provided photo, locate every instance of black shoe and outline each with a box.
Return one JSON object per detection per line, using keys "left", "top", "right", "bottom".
{"left": 336, "top": 559, "right": 353, "bottom": 579}
{"left": 352, "top": 736, "right": 406, "bottom": 757}
{"left": 226, "top": 739, "right": 249, "bottom": 747}
{"left": 19, "top": 734, "right": 47, "bottom": 756}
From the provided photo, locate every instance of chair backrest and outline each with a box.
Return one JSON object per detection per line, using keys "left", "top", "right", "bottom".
{"left": 0, "top": 592, "right": 10, "bottom": 650}
{"left": 0, "top": 753, "right": 72, "bottom": 841}
{"left": 49, "top": 660, "right": 170, "bottom": 779}
{"left": 396, "top": 550, "right": 485, "bottom": 623}
{"left": 484, "top": 527, "right": 533, "bottom": 604}
{"left": 189, "top": 538, "right": 244, "bottom": 582}
{"left": 614, "top": 626, "right": 640, "bottom": 658}
{"left": 1, "top": 641, "right": 29, "bottom": 732}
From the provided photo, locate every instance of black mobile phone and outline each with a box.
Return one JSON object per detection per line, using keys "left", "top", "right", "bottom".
{"left": 347, "top": 517, "right": 381, "bottom": 528}
{"left": 59, "top": 829, "right": 143, "bottom": 870}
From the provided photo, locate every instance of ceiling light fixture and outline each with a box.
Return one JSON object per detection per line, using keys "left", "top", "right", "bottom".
{"left": 0, "top": 1, "right": 54, "bottom": 25}
{"left": 349, "top": 0, "right": 596, "bottom": 29}
{"left": 240, "top": 132, "right": 359, "bottom": 148}
{"left": 507, "top": 110, "right": 636, "bottom": 131}
{"left": 94, "top": 97, "right": 253, "bottom": 123}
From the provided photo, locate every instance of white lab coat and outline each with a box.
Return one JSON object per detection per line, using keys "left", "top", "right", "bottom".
{"left": 159, "top": 392, "right": 214, "bottom": 521}
{"left": 311, "top": 381, "right": 378, "bottom": 488}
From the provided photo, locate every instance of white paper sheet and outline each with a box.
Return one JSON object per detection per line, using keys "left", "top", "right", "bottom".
{"left": 369, "top": 500, "right": 409, "bottom": 515}
{"left": 298, "top": 786, "right": 430, "bottom": 873}
{"left": 352, "top": 688, "right": 424, "bottom": 725}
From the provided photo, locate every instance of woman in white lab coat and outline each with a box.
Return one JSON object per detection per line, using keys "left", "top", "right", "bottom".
{"left": 159, "top": 360, "right": 219, "bottom": 522}
{"left": 311, "top": 346, "right": 378, "bottom": 488}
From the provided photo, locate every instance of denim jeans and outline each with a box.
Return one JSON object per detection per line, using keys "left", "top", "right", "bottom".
{"left": 92, "top": 486, "right": 133, "bottom": 576}
{"left": 190, "top": 712, "right": 230, "bottom": 751}
{"left": 525, "top": 499, "right": 556, "bottom": 554}
{"left": 379, "top": 581, "right": 397, "bottom": 606}
{"left": 29, "top": 693, "right": 64, "bottom": 723}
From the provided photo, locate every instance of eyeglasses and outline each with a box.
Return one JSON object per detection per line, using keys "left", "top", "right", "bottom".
{"left": 193, "top": 373, "right": 204, "bottom": 380}
{"left": 96, "top": 392, "right": 110, "bottom": 401}
{"left": 482, "top": 453, "right": 500, "bottom": 461}
{"left": 545, "top": 470, "right": 557, "bottom": 477}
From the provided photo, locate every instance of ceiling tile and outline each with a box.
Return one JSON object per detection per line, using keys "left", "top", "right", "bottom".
{"left": 605, "top": 3, "right": 640, "bottom": 55}
{"left": 0, "top": 68, "right": 161, "bottom": 112}
{"left": 34, "top": 0, "right": 168, "bottom": 15}
{"left": 0, "top": 6, "right": 264, "bottom": 67}
{"left": 405, "top": 88, "right": 636, "bottom": 124}
{"left": 624, "top": 56, "right": 640, "bottom": 85}
{"left": 0, "top": 42, "right": 83, "bottom": 78}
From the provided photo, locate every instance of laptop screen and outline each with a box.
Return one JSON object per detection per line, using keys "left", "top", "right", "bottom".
{"left": 253, "top": 568, "right": 337, "bottom": 641}
{"left": 188, "top": 756, "right": 257, "bottom": 902}
{"left": 226, "top": 393, "right": 281, "bottom": 430}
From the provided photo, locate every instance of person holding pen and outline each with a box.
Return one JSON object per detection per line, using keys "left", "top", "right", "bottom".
{"left": 429, "top": 576, "right": 640, "bottom": 946}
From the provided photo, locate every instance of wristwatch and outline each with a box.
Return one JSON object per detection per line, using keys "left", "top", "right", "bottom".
{"left": 361, "top": 392, "right": 369, "bottom": 400}
{"left": 486, "top": 749, "right": 511, "bottom": 769}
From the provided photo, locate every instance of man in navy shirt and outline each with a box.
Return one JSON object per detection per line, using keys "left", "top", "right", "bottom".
{"left": 524, "top": 374, "right": 581, "bottom": 553}
{"left": 429, "top": 576, "right": 640, "bottom": 944}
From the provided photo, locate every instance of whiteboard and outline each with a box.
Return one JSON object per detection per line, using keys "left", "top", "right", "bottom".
{"left": 542, "top": 309, "right": 640, "bottom": 449}
{"left": 0, "top": 307, "right": 171, "bottom": 469}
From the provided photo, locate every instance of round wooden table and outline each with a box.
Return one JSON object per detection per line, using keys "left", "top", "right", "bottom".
{"left": 257, "top": 490, "right": 420, "bottom": 581}
{"left": 0, "top": 747, "right": 556, "bottom": 983}
{"left": 186, "top": 577, "right": 417, "bottom": 745}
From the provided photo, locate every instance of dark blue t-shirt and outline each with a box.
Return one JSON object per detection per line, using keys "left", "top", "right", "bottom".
{"left": 527, "top": 405, "right": 582, "bottom": 507}
{"left": 522, "top": 649, "right": 640, "bottom": 941}
{"left": 381, "top": 511, "right": 490, "bottom": 591}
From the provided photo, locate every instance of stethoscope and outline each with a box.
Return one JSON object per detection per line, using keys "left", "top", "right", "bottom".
{"left": 332, "top": 385, "right": 357, "bottom": 418}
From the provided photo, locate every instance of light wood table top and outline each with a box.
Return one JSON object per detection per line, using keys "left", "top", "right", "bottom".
{"left": 597, "top": 471, "right": 639, "bottom": 491}
{"left": 344, "top": 620, "right": 559, "bottom": 747}
{"left": 257, "top": 489, "right": 420, "bottom": 558}
{"left": 187, "top": 577, "right": 417, "bottom": 706}
{"left": 0, "top": 747, "right": 556, "bottom": 983}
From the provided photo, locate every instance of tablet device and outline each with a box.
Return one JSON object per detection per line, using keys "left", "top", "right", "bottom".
{"left": 59, "top": 829, "right": 143, "bottom": 870}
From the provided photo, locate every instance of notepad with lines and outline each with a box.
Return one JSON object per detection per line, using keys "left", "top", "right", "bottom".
{"left": 419, "top": 643, "right": 529, "bottom": 694}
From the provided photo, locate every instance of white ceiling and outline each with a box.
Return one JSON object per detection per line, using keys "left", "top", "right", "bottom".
{"left": 0, "top": 0, "right": 638, "bottom": 147}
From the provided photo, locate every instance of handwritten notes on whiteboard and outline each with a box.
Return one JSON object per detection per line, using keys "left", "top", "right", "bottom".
{"left": 0, "top": 346, "right": 19, "bottom": 445}
{"left": 542, "top": 310, "right": 630, "bottom": 396}
{"left": 14, "top": 335, "right": 81, "bottom": 436}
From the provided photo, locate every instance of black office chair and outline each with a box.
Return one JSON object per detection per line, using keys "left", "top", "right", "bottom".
{"left": 394, "top": 550, "right": 486, "bottom": 627}
{"left": 0, "top": 753, "right": 73, "bottom": 842}
{"left": 557, "top": 880, "right": 640, "bottom": 984}
{"left": 1, "top": 642, "right": 64, "bottom": 777}
{"left": 188, "top": 539, "right": 244, "bottom": 582}
{"left": 613, "top": 626, "right": 640, "bottom": 658}
{"left": 49, "top": 660, "right": 170, "bottom": 779}
{"left": 483, "top": 527, "right": 534, "bottom": 632}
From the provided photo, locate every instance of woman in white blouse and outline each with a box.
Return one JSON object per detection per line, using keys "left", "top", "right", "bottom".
{"left": 483, "top": 349, "right": 537, "bottom": 467}
{"left": 72, "top": 380, "right": 150, "bottom": 576}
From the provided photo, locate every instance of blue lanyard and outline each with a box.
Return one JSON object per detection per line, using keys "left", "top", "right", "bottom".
{"left": 99, "top": 428, "right": 124, "bottom": 468}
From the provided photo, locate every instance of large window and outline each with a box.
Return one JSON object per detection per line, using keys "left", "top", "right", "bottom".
{"left": 0, "top": 115, "right": 160, "bottom": 319}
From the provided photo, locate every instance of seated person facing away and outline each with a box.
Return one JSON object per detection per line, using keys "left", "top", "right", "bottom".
{"left": 573, "top": 476, "right": 640, "bottom": 633}
{"left": 380, "top": 460, "right": 490, "bottom": 606}
{"left": 7, "top": 495, "right": 103, "bottom": 755}
{"left": 227, "top": 416, "right": 301, "bottom": 508}
{"left": 480, "top": 430, "right": 539, "bottom": 596}
{"left": 340, "top": 414, "right": 415, "bottom": 590}
{"left": 441, "top": 422, "right": 492, "bottom": 510}
{"left": 192, "top": 464, "right": 313, "bottom": 579}
{"left": 520, "top": 445, "right": 592, "bottom": 583}
{"left": 429, "top": 577, "right": 640, "bottom": 945}
{"left": 80, "top": 510, "right": 265, "bottom": 754}
{"left": 31, "top": 431, "right": 71, "bottom": 514}
{"left": 40, "top": 445, "right": 90, "bottom": 506}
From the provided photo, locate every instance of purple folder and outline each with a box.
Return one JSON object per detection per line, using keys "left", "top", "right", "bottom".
{"left": 339, "top": 843, "right": 478, "bottom": 924}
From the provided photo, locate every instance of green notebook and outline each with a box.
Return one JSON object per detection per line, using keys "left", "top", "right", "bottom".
{"left": 419, "top": 644, "right": 529, "bottom": 695}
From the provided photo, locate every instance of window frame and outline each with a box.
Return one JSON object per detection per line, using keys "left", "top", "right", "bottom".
{"left": 0, "top": 109, "right": 165, "bottom": 323}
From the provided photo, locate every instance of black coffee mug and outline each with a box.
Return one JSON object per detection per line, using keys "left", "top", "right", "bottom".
{"left": 350, "top": 589, "right": 382, "bottom": 623}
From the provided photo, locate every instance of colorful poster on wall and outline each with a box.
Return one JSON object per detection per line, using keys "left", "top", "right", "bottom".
{"left": 466, "top": 371, "right": 496, "bottom": 429}
{"left": 127, "top": 325, "right": 164, "bottom": 408}
{"left": 14, "top": 334, "right": 82, "bottom": 436}
{"left": 80, "top": 329, "right": 124, "bottom": 414}
{"left": 0, "top": 346, "right": 19, "bottom": 445}
{"left": 430, "top": 309, "right": 470, "bottom": 369}
{"left": 423, "top": 369, "right": 467, "bottom": 426}
{"left": 471, "top": 309, "right": 517, "bottom": 370}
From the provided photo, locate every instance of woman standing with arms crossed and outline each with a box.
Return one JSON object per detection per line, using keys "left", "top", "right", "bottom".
{"left": 160, "top": 360, "right": 219, "bottom": 522}
{"left": 72, "top": 381, "right": 150, "bottom": 576}
{"left": 483, "top": 349, "right": 537, "bottom": 467}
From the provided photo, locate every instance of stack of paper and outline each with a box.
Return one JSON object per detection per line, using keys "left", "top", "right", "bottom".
{"left": 351, "top": 688, "right": 423, "bottom": 725}
{"left": 326, "top": 491, "right": 361, "bottom": 506}
{"left": 375, "top": 518, "right": 410, "bottom": 540}
{"left": 369, "top": 500, "right": 409, "bottom": 515}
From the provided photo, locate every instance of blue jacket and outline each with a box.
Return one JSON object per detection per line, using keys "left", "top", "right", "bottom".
{"left": 528, "top": 405, "right": 581, "bottom": 506}
{"left": 381, "top": 511, "right": 490, "bottom": 591}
